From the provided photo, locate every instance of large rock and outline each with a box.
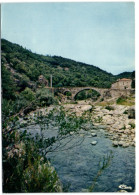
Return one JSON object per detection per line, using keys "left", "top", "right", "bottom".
{"left": 119, "top": 184, "right": 132, "bottom": 190}
{"left": 81, "top": 105, "right": 92, "bottom": 111}
{"left": 122, "top": 143, "right": 129, "bottom": 148}
{"left": 128, "top": 108, "right": 135, "bottom": 119}
{"left": 91, "top": 141, "right": 97, "bottom": 145}
{"left": 91, "top": 133, "right": 97, "bottom": 137}
{"left": 118, "top": 141, "right": 124, "bottom": 146}
{"left": 113, "top": 141, "right": 118, "bottom": 147}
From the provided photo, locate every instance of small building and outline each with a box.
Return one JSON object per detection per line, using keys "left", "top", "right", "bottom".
{"left": 111, "top": 78, "right": 132, "bottom": 89}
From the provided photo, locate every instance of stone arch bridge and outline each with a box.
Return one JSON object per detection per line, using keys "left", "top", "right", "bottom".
{"left": 51, "top": 87, "right": 135, "bottom": 100}
{"left": 55, "top": 87, "right": 107, "bottom": 100}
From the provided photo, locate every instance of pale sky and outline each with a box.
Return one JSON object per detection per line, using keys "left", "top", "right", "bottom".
{"left": 1, "top": 2, "right": 135, "bottom": 75}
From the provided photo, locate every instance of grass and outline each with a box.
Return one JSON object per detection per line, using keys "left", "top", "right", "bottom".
{"left": 116, "top": 96, "right": 135, "bottom": 106}
{"left": 95, "top": 101, "right": 114, "bottom": 107}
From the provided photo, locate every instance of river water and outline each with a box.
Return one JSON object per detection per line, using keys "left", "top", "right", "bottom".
{"left": 23, "top": 123, "right": 135, "bottom": 192}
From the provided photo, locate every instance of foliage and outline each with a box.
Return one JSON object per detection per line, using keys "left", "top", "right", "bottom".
{"left": 120, "top": 125, "right": 126, "bottom": 130}
{"left": 116, "top": 97, "right": 126, "bottom": 105}
{"left": 88, "top": 151, "right": 114, "bottom": 192}
{"left": 2, "top": 128, "right": 62, "bottom": 193}
{"left": 1, "top": 64, "right": 16, "bottom": 100}
{"left": 105, "top": 105, "right": 114, "bottom": 111}
{"left": 20, "top": 87, "right": 35, "bottom": 101}
{"left": 36, "top": 88, "right": 57, "bottom": 106}
{"left": 2, "top": 106, "right": 91, "bottom": 192}
{"left": 65, "top": 91, "right": 72, "bottom": 97}
{"left": 128, "top": 123, "right": 135, "bottom": 129}
{"left": 2, "top": 99, "right": 15, "bottom": 119}
{"left": 116, "top": 96, "right": 135, "bottom": 106}
{"left": 123, "top": 110, "right": 128, "bottom": 114}
{"left": 1, "top": 39, "right": 125, "bottom": 89}
{"left": 75, "top": 89, "right": 100, "bottom": 101}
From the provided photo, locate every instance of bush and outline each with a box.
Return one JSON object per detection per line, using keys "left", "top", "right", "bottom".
{"left": 129, "top": 123, "right": 135, "bottom": 129}
{"left": 105, "top": 105, "right": 114, "bottom": 111}
{"left": 36, "top": 88, "right": 57, "bottom": 106}
{"left": 116, "top": 97, "right": 126, "bottom": 105}
{"left": 20, "top": 87, "right": 35, "bottom": 101}
{"left": 2, "top": 99, "right": 15, "bottom": 119}
{"left": 65, "top": 91, "right": 72, "bottom": 97}
{"left": 1, "top": 65, "right": 16, "bottom": 100}
{"left": 2, "top": 130, "right": 62, "bottom": 193}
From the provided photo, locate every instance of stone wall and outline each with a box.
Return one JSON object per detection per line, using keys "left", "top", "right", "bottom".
{"left": 109, "top": 89, "right": 132, "bottom": 98}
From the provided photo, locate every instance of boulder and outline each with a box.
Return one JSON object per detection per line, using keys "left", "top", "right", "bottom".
{"left": 124, "top": 130, "right": 130, "bottom": 134}
{"left": 126, "top": 125, "right": 131, "bottom": 129}
{"left": 113, "top": 141, "right": 118, "bottom": 147}
{"left": 118, "top": 141, "right": 124, "bottom": 146}
{"left": 119, "top": 184, "right": 132, "bottom": 190}
{"left": 91, "top": 141, "right": 97, "bottom": 145}
{"left": 131, "top": 129, "right": 135, "bottom": 134}
{"left": 81, "top": 105, "right": 92, "bottom": 111}
{"left": 122, "top": 143, "right": 129, "bottom": 148}
{"left": 91, "top": 133, "right": 97, "bottom": 137}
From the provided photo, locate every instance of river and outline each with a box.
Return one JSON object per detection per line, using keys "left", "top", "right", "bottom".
{"left": 23, "top": 122, "right": 135, "bottom": 192}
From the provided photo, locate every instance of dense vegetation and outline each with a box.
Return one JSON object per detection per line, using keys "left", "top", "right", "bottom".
{"left": 1, "top": 38, "right": 120, "bottom": 91}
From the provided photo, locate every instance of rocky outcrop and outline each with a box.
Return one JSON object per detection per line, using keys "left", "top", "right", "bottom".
{"left": 92, "top": 104, "right": 135, "bottom": 147}
{"left": 58, "top": 102, "right": 135, "bottom": 148}
{"left": 38, "top": 75, "right": 49, "bottom": 87}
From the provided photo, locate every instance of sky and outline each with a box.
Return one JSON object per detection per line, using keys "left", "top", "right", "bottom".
{"left": 1, "top": 2, "right": 135, "bottom": 75}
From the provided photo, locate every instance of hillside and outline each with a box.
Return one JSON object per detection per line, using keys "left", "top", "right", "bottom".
{"left": 1, "top": 39, "right": 135, "bottom": 100}
{"left": 116, "top": 71, "right": 135, "bottom": 79}
{"left": 1, "top": 39, "right": 118, "bottom": 90}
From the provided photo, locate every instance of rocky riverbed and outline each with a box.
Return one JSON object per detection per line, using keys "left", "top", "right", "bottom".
{"left": 63, "top": 101, "right": 135, "bottom": 148}
{"left": 25, "top": 99, "right": 135, "bottom": 148}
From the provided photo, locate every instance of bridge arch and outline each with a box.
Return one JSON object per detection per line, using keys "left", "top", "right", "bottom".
{"left": 64, "top": 90, "right": 72, "bottom": 96}
{"left": 73, "top": 88, "right": 101, "bottom": 100}
{"left": 55, "top": 87, "right": 107, "bottom": 100}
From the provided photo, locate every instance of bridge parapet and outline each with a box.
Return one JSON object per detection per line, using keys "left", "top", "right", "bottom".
{"left": 53, "top": 87, "right": 135, "bottom": 100}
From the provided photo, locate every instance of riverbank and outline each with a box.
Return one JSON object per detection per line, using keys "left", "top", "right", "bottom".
{"left": 63, "top": 100, "right": 135, "bottom": 148}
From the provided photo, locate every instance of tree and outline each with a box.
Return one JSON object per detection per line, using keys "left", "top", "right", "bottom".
{"left": 1, "top": 65, "right": 16, "bottom": 100}
{"left": 2, "top": 106, "right": 91, "bottom": 192}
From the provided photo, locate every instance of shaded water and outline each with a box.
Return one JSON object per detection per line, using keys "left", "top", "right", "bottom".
{"left": 24, "top": 124, "right": 135, "bottom": 192}
{"left": 47, "top": 128, "right": 135, "bottom": 192}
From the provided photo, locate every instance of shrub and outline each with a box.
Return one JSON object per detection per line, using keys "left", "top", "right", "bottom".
{"left": 116, "top": 97, "right": 126, "bottom": 105}
{"left": 2, "top": 130, "right": 62, "bottom": 193}
{"left": 123, "top": 110, "right": 128, "bottom": 114}
{"left": 36, "top": 88, "right": 58, "bottom": 106}
{"left": 65, "top": 91, "right": 72, "bottom": 97}
{"left": 105, "top": 105, "right": 114, "bottom": 111}
{"left": 129, "top": 123, "right": 135, "bottom": 129}
{"left": 20, "top": 87, "right": 35, "bottom": 102}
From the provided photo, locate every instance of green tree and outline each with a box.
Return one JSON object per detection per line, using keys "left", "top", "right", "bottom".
{"left": 1, "top": 65, "right": 16, "bottom": 100}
